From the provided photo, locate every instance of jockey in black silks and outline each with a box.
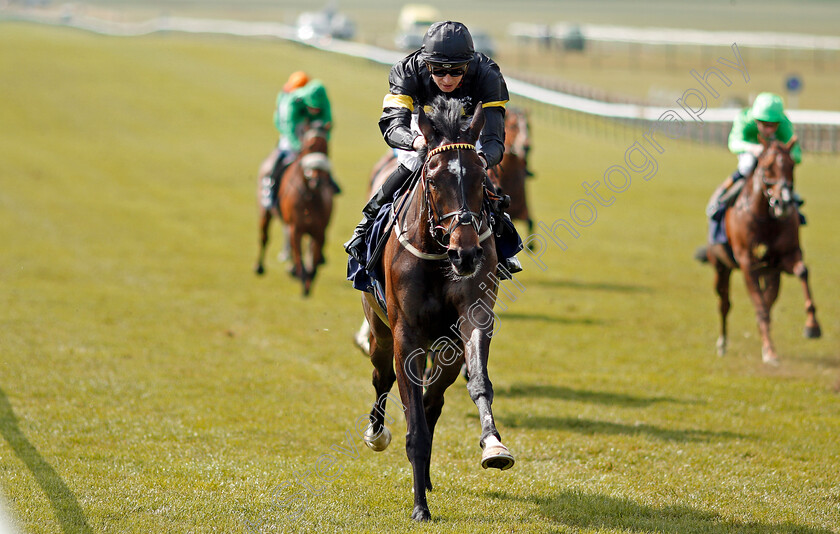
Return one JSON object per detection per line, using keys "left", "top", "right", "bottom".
{"left": 343, "top": 20, "right": 523, "bottom": 278}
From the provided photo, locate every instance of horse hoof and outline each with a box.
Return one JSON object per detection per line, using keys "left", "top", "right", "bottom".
{"left": 716, "top": 336, "right": 726, "bottom": 357}
{"left": 804, "top": 325, "right": 822, "bottom": 339}
{"left": 254, "top": 264, "right": 265, "bottom": 276}
{"left": 363, "top": 425, "right": 391, "bottom": 452}
{"left": 481, "top": 437, "right": 515, "bottom": 470}
{"left": 411, "top": 505, "right": 431, "bottom": 522}
{"left": 762, "top": 348, "right": 780, "bottom": 367}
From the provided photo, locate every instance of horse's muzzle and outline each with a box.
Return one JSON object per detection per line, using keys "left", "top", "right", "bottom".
{"left": 769, "top": 188, "right": 795, "bottom": 219}
{"left": 448, "top": 245, "right": 483, "bottom": 276}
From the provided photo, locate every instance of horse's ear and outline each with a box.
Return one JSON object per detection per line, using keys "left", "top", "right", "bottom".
{"left": 464, "top": 102, "right": 485, "bottom": 144}
{"left": 785, "top": 135, "right": 798, "bottom": 151}
{"left": 417, "top": 105, "right": 435, "bottom": 146}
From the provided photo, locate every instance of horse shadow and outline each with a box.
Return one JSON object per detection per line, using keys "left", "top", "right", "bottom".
{"left": 483, "top": 489, "right": 834, "bottom": 534}
{"left": 488, "top": 413, "right": 744, "bottom": 443}
{"left": 496, "top": 311, "right": 607, "bottom": 326}
{"left": 497, "top": 383, "right": 698, "bottom": 408}
{"left": 0, "top": 386, "right": 93, "bottom": 533}
{"left": 527, "top": 277, "right": 653, "bottom": 294}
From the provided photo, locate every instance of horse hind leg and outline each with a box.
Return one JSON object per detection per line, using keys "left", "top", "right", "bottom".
{"left": 362, "top": 304, "right": 397, "bottom": 452}
{"left": 788, "top": 259, "right": 821, "bottom": 339}
{"left": 714, "top": 261, "right": 732, "bottom": 356}
{"left": 353, "top": 318, "right": 372, "bottom": 356}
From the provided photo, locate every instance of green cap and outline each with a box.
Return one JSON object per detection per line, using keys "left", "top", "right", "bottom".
{"left": 751, "top": 92, "right": 785, "bottom": 122}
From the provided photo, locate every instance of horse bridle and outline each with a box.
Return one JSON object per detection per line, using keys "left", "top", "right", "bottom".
{"left": 753, "top": 148, "right": 794, "bottom": 219}
{"left": 422, "top": 143, "right": 489, "bottom": 249}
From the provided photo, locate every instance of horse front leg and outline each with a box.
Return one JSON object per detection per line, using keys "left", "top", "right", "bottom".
{"left": 306, "top": 230, "right": 326, "bottom": 295}
{"left": 254, "top": 208, "right": 271, "bottom": 275}
{"left": 713, "top": 260, "right": 732, "bottom": 356}
{"left": 461, "top": 317, "right": 514, "bottom": 471}
{"left": 421, "top": 344, "right": 463, "bottom": 491}
{"left": 762, "top": 271, "right": 781, "bottom": 309}
{"left": 740, "top": 258, "right": 778, "bottom": 365}
{"left": 781, "top": 254, "right": 821, "bottom": 339}
{"left": 288, "top": 227, "right": 307, "bottom": 294}
{"left": 392, "top": 326, "right": 432, "bottom": 522}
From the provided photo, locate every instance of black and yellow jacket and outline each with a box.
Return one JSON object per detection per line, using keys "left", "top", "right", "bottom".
{"left": 378, "top": 50, "right": 509, "bottom": 167}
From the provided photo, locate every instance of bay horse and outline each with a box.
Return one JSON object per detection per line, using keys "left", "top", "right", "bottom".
{"left": 702, "top": 137, "right": 821, "bottom": 365}
{"left": 359, "top": 98, "right": 514, "bottom": 522}
{"left": 254, "top": 125, "right": 334, "bottom": 296}
{"left": 488, "top": 106, "right": 533, "bottom": 235}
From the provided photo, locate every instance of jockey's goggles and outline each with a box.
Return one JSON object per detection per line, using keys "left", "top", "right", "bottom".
{"left": 426, "top": 62, "right": 468, "bottom": 78}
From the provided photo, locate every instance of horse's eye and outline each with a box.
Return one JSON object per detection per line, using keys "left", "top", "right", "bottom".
{"left": 427, "top": 180, "right": 436, "bottom": 190}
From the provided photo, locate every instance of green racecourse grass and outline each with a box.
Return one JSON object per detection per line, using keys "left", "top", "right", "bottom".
{"left": 2, "top": 22, "right": 840, "bottom": 534}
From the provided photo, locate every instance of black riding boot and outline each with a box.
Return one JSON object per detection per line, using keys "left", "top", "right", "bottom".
{"left": 344, "top": 164, "right": 413, "bottom": 263}
{"left": 265, "top": 152, "right": 290, "bottom": 206}
{"left": 329, "top": 174, "right": 342, "bottom": 195}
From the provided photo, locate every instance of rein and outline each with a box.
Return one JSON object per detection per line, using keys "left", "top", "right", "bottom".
{"left": 746, "top": 145, "right": 794, "bottom": 220}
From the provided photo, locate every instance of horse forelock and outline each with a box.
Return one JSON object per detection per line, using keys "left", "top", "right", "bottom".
{"left": 426, "top": 96, "right": 470, "bottom": 143}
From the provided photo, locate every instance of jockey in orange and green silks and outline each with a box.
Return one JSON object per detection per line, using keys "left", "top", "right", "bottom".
{"left": 274, "top": 79, "right": 332, "bottom": 153}
{"left": 262, "top": 79, "right": 338, "bottom": 208}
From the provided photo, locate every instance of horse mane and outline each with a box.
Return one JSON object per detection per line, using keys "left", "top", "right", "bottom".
{"left": 426, "top": 96, "right": 470, "bottom": 143}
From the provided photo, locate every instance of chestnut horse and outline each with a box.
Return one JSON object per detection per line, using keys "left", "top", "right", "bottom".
{"left": 488, "top": 106, "right": 533, "bottom": 235}
{"left": 703, "top": 137, "right": 820, "bottom": 365}
{"left": 358, "top": 98, "right": 513, "bottom": 522}
{"left": 254, "top": 125, "right": 334, "bottom": 296}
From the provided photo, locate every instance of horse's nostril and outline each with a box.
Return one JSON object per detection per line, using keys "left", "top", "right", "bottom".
{"left": 475, "top": 246, "right": 484, "bottom": 259}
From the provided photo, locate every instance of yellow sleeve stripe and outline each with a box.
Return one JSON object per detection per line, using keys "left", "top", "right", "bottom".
{"left": 482, "top": 100, "right": 508, "bottom": 109}
{"left": 383, "top": 94, "right": 414, "bottom": 111}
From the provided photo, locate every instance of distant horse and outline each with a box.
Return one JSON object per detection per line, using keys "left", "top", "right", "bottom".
{"left": 488, "top": 106, "right": 533, "bottom": 235}
{"left": 254, "top": 125, "right": 334, "bottom": 296}
{"left": 701, "top": 137, "right": 820, "bottom": 365}
{"left": 358, "top": 98, "right": 514, "bottom": 522}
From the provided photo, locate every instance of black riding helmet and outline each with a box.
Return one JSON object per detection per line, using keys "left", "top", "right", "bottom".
{"left": 420, "top": 21, "right": 475, "bottom": 66}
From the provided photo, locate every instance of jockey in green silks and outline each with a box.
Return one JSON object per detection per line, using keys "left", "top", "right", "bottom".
{"left": 705, "top": 92, "right": 805, "bottom": 244}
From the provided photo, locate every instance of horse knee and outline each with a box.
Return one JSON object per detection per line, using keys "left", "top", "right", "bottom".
{"left": 466, "top": 375, "right": 494, "bottom": 403}
{"left": 794, "top": 263, "right": 808, "bottom": 280}
{"left": 405, "top": 431, "right": 431, "bottom": 460}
